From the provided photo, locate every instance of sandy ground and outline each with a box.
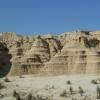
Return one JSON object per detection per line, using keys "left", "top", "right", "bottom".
{"left": 0, "top": 74, "right": 100, "bottom": 100}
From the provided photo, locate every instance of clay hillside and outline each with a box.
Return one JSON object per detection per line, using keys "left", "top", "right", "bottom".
{"left": 0, "top": 31, "right": 100, "bottom": 77}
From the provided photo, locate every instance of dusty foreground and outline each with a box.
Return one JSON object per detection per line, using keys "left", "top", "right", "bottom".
{"left": 0, "top": 75, "right": 100, "bottom": 100}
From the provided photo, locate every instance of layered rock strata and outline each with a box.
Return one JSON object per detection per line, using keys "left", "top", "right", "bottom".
{"left": 44, "top": 31, "right": 100, "bottom": 75}
{"left": 0, "top": 31, "right": 100, "bottom": 76}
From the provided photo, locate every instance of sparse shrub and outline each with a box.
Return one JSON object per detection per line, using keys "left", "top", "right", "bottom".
{"left": 16, "top": 94, "right": 21, "bottom": 100}
{"left": 45, "top": 84, "right": 55, "bottom": 90}
{"left": 26, "top": 93, "right": 33, "bottom": 100}
{"left": 96, "top": 85, "right": 100, "bottom": 99}
{"left": 60, "top": 89, "right": 67, "bottom": 97}
{"left": 12, "top": 90, "right": 21, "bottom": 100}
{"left": 19, "top": 75, "right": 24, "bottom": 78}
{"left": 36, "top": 94, "right": 50, "bottom": 100}
{"left": 13, "top": 90, "right": 34, "bottom": 100}
{"left": 32, "top": 95, "right": 37, "bottom": 100}
{"left": 69, "top": 86, "right": 73, "bottom": 95}
{"left": 13, "top": 90, "right": 17, "bottom": 97}
{"left": 78, "top": 86, "right": 84, "bottom": 96}
{"left": 4, "top": 77, "right": 11, "bottom": 82}
{"left": 97, "top": 78, "right": 100, "bottom": 83}
{"left": 71, "top": 98, "right": 78, "bottom": 100}
{"left": 0, "top": 93, "right": 4, "bottom": 98}
{"left": 91, "top": 80, "right": 98, "bottom": 84}
{"left": 50, "top": 85, "right": 55, "bottom": 89}
{"left": 83, "top": 96, "right": 91, "bottom": 100}
{"left": 66, "top": 80, "right": 71, "bottom": 85}
{"left": 0, "top": 82, "right": 5, "bottom": 89}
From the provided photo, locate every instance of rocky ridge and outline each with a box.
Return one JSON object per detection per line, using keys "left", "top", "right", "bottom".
{"left": 0, "top": 31, "right": 100, "bottom": 76}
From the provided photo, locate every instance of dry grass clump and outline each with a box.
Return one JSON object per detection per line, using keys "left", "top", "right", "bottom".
{"left": 36, "top": 95, "right": 50, "bottom": 100}
{"left": 78, "top": 86, "right": 84, "bottom": 96}
{"left": 66, "top": 80, "right": 71, "bottom": 85}
{"left": 45, "top": 84, "right": 55, "bottom": 90}
{"left": 4, "top": 77, "right": 11, "bottom": 82}
{"left": 60, "top": 86, "right": 86, "bottom": 100}
{"left": 26, "top": 93, "right": 33, "bottom": 100}
{"left": 16, "top": 95, "right": 21, "bottom": 100}
{"left": 13, "top": 90, "right": 51, "bottom": 100}
{"left": 13, "top": 90, "right": 21, "bottom": 100}
{"left": 13, "top": 90, "right": 18, "bottom": 97}
{"left": 91, "top": 78, "right": 100, "bottom": 85}
{"left": 19, "top": 75, "right": 24, "bottom": 78}
{"left": 60, "top": 89, "right": 67, "bottom": 97}
{"left": 50, "top": 85, "right": 55, "bottom": 89}
{"left": 71, "top": 98, "right": 79, "bottom": 100}
{"left": 0, "top": 81, "right": 6, "bottom": 99}
{"left": 0, "top": 82, "right": 5, "bottom": 89}
{"left": 69, "top": 86, "right": 74, "bottom": 95}
{"left": 72, "top": 96, "right": 92, "bottom": 100}
{"left": 0, "top": 93, "right": 4, "bottom": 98}
{"left": 96, "top": 85, "right": 100, "bottom": 99}
{"left": 91, "top": 80, "right": 98, "bottom": 84}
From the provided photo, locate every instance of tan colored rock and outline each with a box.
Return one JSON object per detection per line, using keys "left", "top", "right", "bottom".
{"left": 0, "top": 31, "right": 100, "bottom": 76}
{"left": 44, "top": 31, "right": 100, "bottom": 75}
{"left": 45, "top": 35, "right": 62, "bottom": 57}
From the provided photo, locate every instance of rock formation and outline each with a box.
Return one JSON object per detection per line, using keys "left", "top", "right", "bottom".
{"left": 44, "top": 31, "right": 100, "bottom": 75}
{"left": 0, "top": 31, "right": 100, "bottom": 76}
{"left": 0, "top": 42, "right": 12, "bottom": 77}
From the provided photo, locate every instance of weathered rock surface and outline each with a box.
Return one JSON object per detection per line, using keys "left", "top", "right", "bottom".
{"left": 0, "top": 42, "right": 12, "bottom": 77}
{"left": 44, "top": 31, "right": 100, "bottom": 75}
{"left": 0, "top": 31, "right": 100, "bottom": 76}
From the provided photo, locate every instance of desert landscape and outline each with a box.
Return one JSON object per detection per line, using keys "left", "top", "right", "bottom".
{"left": 1, "top": 75, "right": 100, "bottom": 100}
{"left": 0, "top": 31, "right": 100, "bottom": 100}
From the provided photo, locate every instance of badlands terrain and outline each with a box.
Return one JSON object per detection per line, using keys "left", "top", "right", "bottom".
{"left": 0, "top": 31, "right": 100, "bottom": 99}
{"left": 0, "top": 75, "right": 100, "bottom": 100}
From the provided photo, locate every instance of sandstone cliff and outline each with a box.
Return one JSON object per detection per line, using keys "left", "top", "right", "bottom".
{"left": 0, "top": 31, "right": 100, "bottom": 76}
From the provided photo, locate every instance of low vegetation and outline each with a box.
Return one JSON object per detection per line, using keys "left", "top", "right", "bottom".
{"left": 69, "top": 86, "right": 74, "bottom": 95}
{"left": 60, "top": 89, "right": 67, "bottom": 97}
{"left": 96, "top": 85, "right": 100, "bottom": 99}
{"left": 4, "top": 77, "right": 11, "bottom": 82}
{"left": 19, "top": 75, "right": 24, "bottom": 78}
{"left": 78, "top": 86, "right": 84, "bottom": 96}
{"left": 91, "top": 78, "right": 100, "bottom": 85}
{"left": 91, "top": 79, "right": 98, "bottom": 84}
{"left": 0, "top": 82, "right": 5, "bottom": 89}
{"left": 66, "top": 80, "right": 71, "bottom": 85}
{"left": 13, "top": 90, "right": 51, "bottom": 100}
{"left": 1, "top": 76, "right": 100, "bottom": 100}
